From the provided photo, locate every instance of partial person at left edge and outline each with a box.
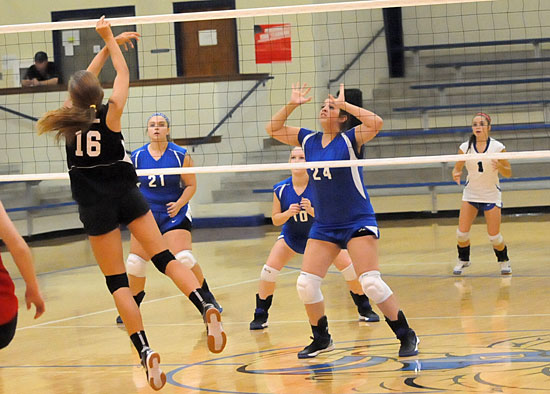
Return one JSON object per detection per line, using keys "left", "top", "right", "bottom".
{"left": 21, "top": 51, "right": 59, "bottom": 87}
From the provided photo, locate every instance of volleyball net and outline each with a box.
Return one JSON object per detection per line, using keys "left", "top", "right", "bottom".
{"left": 0, "top": 0, "right": 549, "bottom": 233}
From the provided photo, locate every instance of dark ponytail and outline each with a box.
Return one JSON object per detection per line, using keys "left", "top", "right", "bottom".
{"left": 466, "top": 133, "right": 476, "bottom": 153}
{"left": 336, "top": 88, "right": 363, "bottom": 132}
{"left": 37, "top": 70, "right": 104, "bottom": 143}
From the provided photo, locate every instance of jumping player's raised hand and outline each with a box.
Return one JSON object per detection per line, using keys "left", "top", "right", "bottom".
{"left": 95, "top": 16, "right": 114, "bottom": 41}
{"left": 115, "top": 31, "right": 141, "bottom": 51}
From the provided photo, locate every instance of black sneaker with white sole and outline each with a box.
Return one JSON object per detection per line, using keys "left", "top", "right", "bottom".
{"left": 350, "top": 292, "right": 380, "bottom": 322}
{"left": 359, "top": 309, "right": 380, "bottom": 322}
{"left": 386, "top": 310, "right": 419, "bottom": 357}
{"left": 249, "top": 308, "right": 268, "bottom": 330}
{"left": 398, "top": 329, "right": 419, "bottom": 357}
{"left": 297, "top": 316, "right": 335, "bottom": 359}
{"left": 140, "top": 347, "right": 166, "bottom": 391}
{"left": 298, "top": 336, "right": 335, "bottom": 359}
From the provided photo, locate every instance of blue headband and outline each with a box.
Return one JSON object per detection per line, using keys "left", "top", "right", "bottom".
{"left": 147, "top": 112, "right": 170, "bottom": 127}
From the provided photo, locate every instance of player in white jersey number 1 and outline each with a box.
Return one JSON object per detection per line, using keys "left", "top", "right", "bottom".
{"left": 452, "top": 113, "right": 512, "bottom": 275}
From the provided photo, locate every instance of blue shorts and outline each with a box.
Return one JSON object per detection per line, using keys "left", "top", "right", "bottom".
{"left": 308, "top": 222, "right": 380, "bottom": 249}
{"left": 467, "top": 201, "right": 501, "bottom": 211}
{"left": 152, "top": 208, "right": 192, "bottom": 234}
{"left": 278, "top": 233, "right": 307, "bottom": 254}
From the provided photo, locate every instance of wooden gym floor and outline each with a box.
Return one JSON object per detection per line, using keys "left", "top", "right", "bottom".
{"left": 1, "top": 214, "right": 549, "bottom": 393}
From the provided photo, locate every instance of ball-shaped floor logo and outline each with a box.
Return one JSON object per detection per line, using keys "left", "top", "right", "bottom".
{"left": 166, "top": 333, "right": 550, "bottom": 393}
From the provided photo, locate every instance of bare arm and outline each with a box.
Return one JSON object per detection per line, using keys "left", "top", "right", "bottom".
{"left": 494, "top": 150, "right": 512, "bottom": 178}
{"left": 87, "top": 46, "right": 110, "bottom": 77}
{"left": 271, "top": 193, "right": 301, "bottom": 226}
{"left": 266, "top": 83, "right": 312, "bottom": 146}
{"left": 94, "top": 16, "right": 129, "bottom": 132}
{"left": 330, "top": 84, "right": 383, "bottom": 146}
{"left": 37, "top": 77, "right": 59, "bottom": 86}
{"left": 0, "top": 201, "right": 44, "bottom": 319}
{"left": 167, "top": 154, "right": 196, "bottom": 217}
{"left": 452, "top": 149, "right": 466, "bottom": 184}
{"left": 87, "top": 32, "right": 140, "bottom": 77}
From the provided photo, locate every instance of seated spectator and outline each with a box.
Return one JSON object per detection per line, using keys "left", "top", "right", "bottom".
{"left": 21, "top": 51, "right": 59, "bottom": 87}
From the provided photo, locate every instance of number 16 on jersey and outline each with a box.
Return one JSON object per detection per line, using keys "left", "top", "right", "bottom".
{"left": 75, "top": 130, "right": 102, "bottom": 157}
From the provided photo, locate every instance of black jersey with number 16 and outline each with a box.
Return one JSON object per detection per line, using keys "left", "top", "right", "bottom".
{"left": 65, "top": 103, "right": 138, "bottom": 206}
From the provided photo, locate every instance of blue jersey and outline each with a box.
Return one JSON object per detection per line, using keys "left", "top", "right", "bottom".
{"left": 298, "top": 128, "right": 377, "bottom": 228}
{"left": 274, "top": 177, "right": 315, "bottom": 245}
{"left": 131, "top": 142, "right": 189, "bottom": 216}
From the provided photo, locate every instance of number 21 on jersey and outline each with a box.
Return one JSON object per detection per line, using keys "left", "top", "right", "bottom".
{"left": 311, "top": 167, "right": 332, "bottom": 180}
{"left": 75, "top": 130, "right": 101, "bottom": 157}
{"left": 148, "top": 175, "right": 165, "bottom": 187}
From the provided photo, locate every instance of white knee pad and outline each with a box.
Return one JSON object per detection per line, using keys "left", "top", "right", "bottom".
{"left": 488, "top": 233, "right": 504, "bottom": 246}
{"left": 296, "top": 272, "right": 324, "bottom": 304}
{"left": 359, "top": 270, "right": 393, "bottom": 304}
{"left": 456, "top": 229, "right": 470, "bottom": 243}
{"left": 260, "top": 264, "right": 280, "bottom": 282}
{"left": 126, "top": 253, "right": 147, "bottom": 278}
{"left": 340, "top": 263, "right": 357, "bottom": 281}
{"left": 175, "top": 250, "right": 197, "bottom": 269}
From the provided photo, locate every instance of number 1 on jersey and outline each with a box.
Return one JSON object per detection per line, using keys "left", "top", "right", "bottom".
{"left": 477, "top": 161, "right": 484, "bottom": 173}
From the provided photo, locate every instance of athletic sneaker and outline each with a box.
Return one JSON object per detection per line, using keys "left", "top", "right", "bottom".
{"left": 453, "top": 260, "right": 471, "bottom": 275}
{"left": 359, "top": 309, "right": 380, "bottom": 322}
{"left": 210, "top": 297, "right": 223, "bottom": 313}
{"left": 249, "top": 309, "right": 268, "bottom": 330}
{"left": 140, "top": 347, "right": 166, "bottom": 391}
{"left": 298, "top": 336, "right": 335, "bottom": 359}
{"left": 500, "top": 260, "right": 512, "bottom": 275}
{"left": 350, "top": 292, "right": 380, "bottom": 322}
{"left": 204, "top": 304, "right": 227, "bottom": 353}
{"left": 398, "top": 329, "right": 419, "bottom": 357}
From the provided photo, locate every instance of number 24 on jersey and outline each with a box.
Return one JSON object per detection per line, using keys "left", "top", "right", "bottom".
{"left": 311, "top": 167, "right": 332, "bottom": 180}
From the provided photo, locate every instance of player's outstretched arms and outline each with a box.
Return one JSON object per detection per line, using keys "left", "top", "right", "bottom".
{"left": 266, "top": 83, "right": 312, "bottom": 146}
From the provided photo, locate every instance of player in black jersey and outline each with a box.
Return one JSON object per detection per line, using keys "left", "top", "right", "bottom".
{"left": 37, "top": 17, "right": 226, "bottom": 390}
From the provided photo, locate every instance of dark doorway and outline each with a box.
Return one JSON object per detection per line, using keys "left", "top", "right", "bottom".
{"left": 174, "top": 0, "right": 239, "bottom": 77}
{"left": 52, "top": 7, "right": 139, "bottom": 84}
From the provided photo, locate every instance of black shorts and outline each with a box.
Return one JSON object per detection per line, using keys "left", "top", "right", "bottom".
{"left": 152, "top": 209, "right": 192, "bottom": 234}
{"left": 0, "top": 313, "right": 17, "bottom": 350}
{"left": 78, "top": 187, "right": 150, "bottom": 236}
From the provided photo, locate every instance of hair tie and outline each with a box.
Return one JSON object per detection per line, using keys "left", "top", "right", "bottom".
{"left": 475, "top": 112, "right": 491, "bottom": 124}
{"left": 90, "top": 104, "right": 96, "bottom": 110}
{"left": 147, "top": 112, "right": 170, "bottom": 128}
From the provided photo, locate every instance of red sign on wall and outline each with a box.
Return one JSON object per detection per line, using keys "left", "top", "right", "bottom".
{"left": 254, "top": 24, "right": 292, "bottom": 64}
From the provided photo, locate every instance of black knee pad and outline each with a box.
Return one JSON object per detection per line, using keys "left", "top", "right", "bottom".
{"left": 151, "top": 249, "right": 175, "bottom": 274}
{"left": 105, "top": 273, "right": 129, "bottom": 294}
{"left": 0, "top": 314, "right": 17, "bottom": 350}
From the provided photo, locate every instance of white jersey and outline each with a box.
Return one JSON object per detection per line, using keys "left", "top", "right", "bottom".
{"left": 459, "top": 137, "right": 506, "bottom": 206}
